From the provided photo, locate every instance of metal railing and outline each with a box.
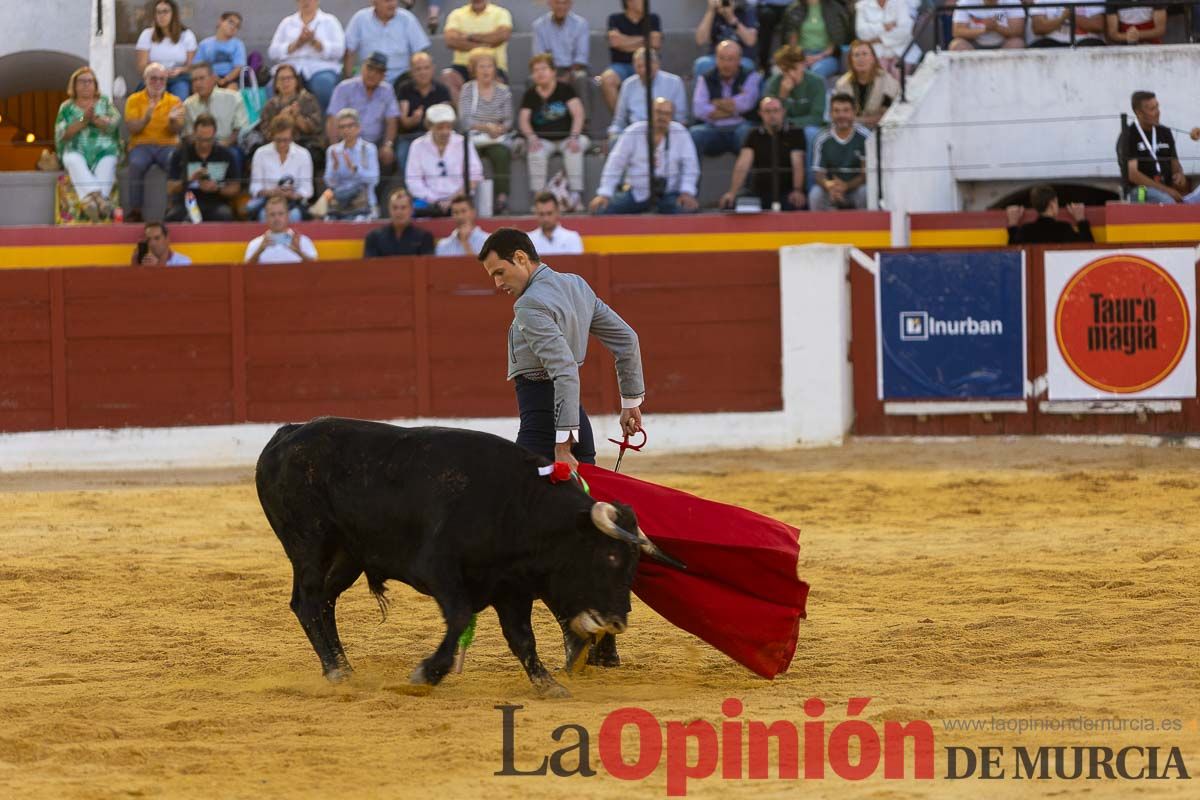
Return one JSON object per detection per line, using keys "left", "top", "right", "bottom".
{"left": 899, "top": 0, "right": 1199, "bottom": 102}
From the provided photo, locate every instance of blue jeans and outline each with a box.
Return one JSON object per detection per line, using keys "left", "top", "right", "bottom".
{"left": 394, "top": 131, "right": 422, "bottom": 177}
{"left": 1126, "top": 185, "right": 1200, "bottom": 204}
{"left": 603, "top": 190, "right": 696, "bottom": 215}
{"left": 689, "top": 122, "right": 753, "bottom": 157}
{"left": 803, "top": 124, "right": 821, "bottom": 191}
{"left": 692, "top": 55, "right": 757, "bottom": 78}
{"left": 607, "top": 61, "right": 635, "bottom": 82}
{"left": 805, "top": 54, "right": 841, "bottom": 81}
{"left": 303, "top": 70, "right": 340, "bottom": 115}
{"left": 166, "top": 75, "right": 192, "bottom": 100}
{"left": 126, "top": 144, "right": 175, "bottom": 212}
{"left": 514, "top": 376, "right": 595, "bottom": 464}
{"left": 246, "top": 196, "right": 303, "bottom": 222}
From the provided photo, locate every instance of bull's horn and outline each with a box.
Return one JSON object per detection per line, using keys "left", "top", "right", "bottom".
{"left": 590, "top": 502, "right": 642, "bottom": 547}
{"left": 636, "top": 526, "right": 687, "bottom": 571}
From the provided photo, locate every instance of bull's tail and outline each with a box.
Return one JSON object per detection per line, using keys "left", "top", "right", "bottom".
{"left": 367, "top": 573, "right": 390, "bottom": 623}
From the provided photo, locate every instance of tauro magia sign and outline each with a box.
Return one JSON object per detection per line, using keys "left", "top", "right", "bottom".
{"left": 1044, "top": 249, "right": 1196, "bottom": 400}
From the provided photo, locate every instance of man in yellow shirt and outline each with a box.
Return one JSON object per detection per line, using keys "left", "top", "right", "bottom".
{"left": 440, "top": 0, "right": 512, "bottom": 103}
{"left": 125, "top": 62, "right": 185, "bottom": 222}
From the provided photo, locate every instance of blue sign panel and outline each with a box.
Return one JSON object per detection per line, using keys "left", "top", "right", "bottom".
{"left": 877, "top": 251, "right": 1026, "bottom": 400}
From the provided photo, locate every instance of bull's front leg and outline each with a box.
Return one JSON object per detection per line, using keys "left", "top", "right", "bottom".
{"left": 410, "top": 592, "right": 474, "bottom": 687}
{"left": 493, "top": 593, "right": 570, "bottom": 699}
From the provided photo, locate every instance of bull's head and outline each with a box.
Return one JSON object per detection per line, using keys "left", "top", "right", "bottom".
{"left": 589, "top": 502, "right": 687, "bottom": 572}
{"left": 546, "top": 501, "right": 687, "bottom": 666}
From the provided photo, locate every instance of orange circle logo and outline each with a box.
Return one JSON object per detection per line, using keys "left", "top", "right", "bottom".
{"left": 1055, "top": 254, "right": 1190, "bottom": 393}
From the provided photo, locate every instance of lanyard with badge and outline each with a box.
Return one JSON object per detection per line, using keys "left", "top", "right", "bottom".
{"left": 1135, "top": 122, "right": 1160, "bottom": 176}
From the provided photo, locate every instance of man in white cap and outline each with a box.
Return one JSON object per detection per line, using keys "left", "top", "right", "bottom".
{"left": 404, "top": 101, "right": 483, "bottom": 216}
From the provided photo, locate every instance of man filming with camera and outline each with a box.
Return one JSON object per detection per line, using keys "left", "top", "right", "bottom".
{"left": 244, "top": 196, "right": 319, "bottom": 264}
{"left": 694, "top": 0, "right": 758, "bottom": 77}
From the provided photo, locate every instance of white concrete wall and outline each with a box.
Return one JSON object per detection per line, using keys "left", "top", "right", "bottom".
{"left": 877, "top": 45, "right": 1200, "bottom": 240}
{"left": 4, "top": 1, "right": 91, "bottom": 62}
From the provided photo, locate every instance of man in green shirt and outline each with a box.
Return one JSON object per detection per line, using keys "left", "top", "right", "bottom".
{"left": 809, "top": 93, "right": 868, "bottom": 210}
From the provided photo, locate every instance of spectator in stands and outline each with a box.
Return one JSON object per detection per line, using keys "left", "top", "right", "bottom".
{"left": 690, "top": 41, "right": 761, "bottom": 158}
{"left": 1006, "top": 186, "right": 1094, "bottom": 243}
{"left": 395, "top": 52, "right": 451, "bottom": 176}
{"left": 719, "top": 96, "right": 807, "bottom": 211}
{"left": 591, "top": 97, "right": 700, "bottom": 215}
{"left": 125, "top": 63, "right": 186, "bottom": 223}
{"left": 694, "top": 0, "right": 758, "bottom": 78}
{"left": 533, "top": 0, "right": 590, "bottom": 80}
{"left": 784, "top": 0, "right": 852, "bottom": 80}
{"left": 55, "top": 66, "right": 122, "bottom": 222}
{"left": 435, "top": 193, "right": 488, "bottom": 255}
{"left": 608, "top": 48, "right": 688, "bottom": 139}
{"left": 405, "top": 103, "right": 484, "bottom": 215}
{"left": 136, "top": 0, "right": 197, "bottom": 99}
{"left": 528, "top": 191, "right": 584, "bottom": 254}
{"left": 756, "top": 0, "right": 795, "bottom": 73}
{"left": 833, "top": 41, "right": 899, "bottom": 128}
{"left": 600, "top": 0, "right": 663, "bottom": 113}
{"left": 520, "top": 53, "right": 588, "bottom": 213}
{"left": 183, "top": 63, "right": 249, "bottom": 167}
{"left": 166, "top": 113, "right": 240, "bottom": 222}
{"left": 763, "top": 44, "right": 825, "bottom": 175}
{"left": 949, "top": 0, "right": 1025, "bottom": 51}
{"left": 442, "top": 0, "right": 513, "bottom": 104}
{"left": 855, "top": 0, "right": 914, "bottom": 77}
{"left": 1030, "top": 1, "right": 1107, "bottom": 47}
{"left": 1118, "top": 91, "right": 1200, "bottom": 203}
{"left": 259, "top": 64, "right": 326, "bottom": 169}
{"left": 196, "top": 12, "right": 247, "bottom": 89}
{"left": 326, "top": 52, "right": 400, "bottom": 175}
{"left": 249, "top": 117, "right": 315, "bottom": 221}
{"left": 268, "top": 0, "right": 346, "bottom": 114}
{"left": 133, "top": 221, "right": 191, "bottom": 266}
{"left": 458, "top": 49, "right": 513, "bottom": 214}
{"left": 1106, "top": 2, "right": 1167, "bottom": 45}
{"left": 809, "top": 93, "right": 868, "bottom": 210}
{"left": 532, "top": 0, "right": 591, "bottom": 122}
{"left": 344, "top": 0, "right": 431, "bottom": 90}
{"left": 245, "top": 196, "right": 319, "bottom": 263}
{"left": 315, "top": 108, "right": 380, "bottom": 220}
{"left": 364, "top": 187, "right": 435, "bottom": 255}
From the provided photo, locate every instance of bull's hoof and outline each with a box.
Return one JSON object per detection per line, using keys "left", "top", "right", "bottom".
{"left": 324, "top": 666, "right": 353, "bottom": 684}
{"left": 586, "top": 635, "right": 621, "bottom": 668}
{"left": 535, "top": 680, "right": 571, "bottom": 699}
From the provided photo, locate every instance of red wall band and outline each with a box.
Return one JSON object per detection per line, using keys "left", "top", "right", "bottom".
{"left": 0, "top": 253, "right": 782, "bottom": 434}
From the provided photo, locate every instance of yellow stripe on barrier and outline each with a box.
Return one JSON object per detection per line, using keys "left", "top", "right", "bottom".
{"left": 910, "top": 226, "right": 1111, "bottom": 248}
{"left": 582, "top": 230, "right": 892, "bottom": 253}
{"left": 0, "top": 239, "right": 368, "bottom": 269}
{"left": 1103, "top": 223, "right": 1200, "bottom": 243}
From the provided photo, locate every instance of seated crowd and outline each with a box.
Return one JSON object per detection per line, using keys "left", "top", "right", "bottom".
{"left": 52, "top": 0, "right": 1196, "bottom": 238}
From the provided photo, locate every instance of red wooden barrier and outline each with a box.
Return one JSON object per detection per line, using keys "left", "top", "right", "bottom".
{"left": 0, "top": 252, "right": 782, "bottom": 434}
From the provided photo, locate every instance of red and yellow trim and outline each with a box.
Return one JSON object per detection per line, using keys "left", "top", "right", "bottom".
{"left": 0, "top": 213, "right": 893, "bottom": 269}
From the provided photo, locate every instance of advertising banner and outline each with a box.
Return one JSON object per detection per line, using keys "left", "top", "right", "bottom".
{"left": 1044, "top": 248, "right": 1195, "bottom": 400}
{"left": 877, "top": 252, "right": 1027, "bottom": 400}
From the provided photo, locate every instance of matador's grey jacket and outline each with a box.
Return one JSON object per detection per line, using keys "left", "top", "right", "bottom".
{"left": 506, "top": 264, "right": 645, "bottom": 431}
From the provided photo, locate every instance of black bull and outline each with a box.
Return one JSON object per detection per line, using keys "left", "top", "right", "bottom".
{"left": 256, "top": 417, "right": 684, "bottom": 697}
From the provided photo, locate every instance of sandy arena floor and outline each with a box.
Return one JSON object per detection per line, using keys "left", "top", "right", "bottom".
{"left": 1, "top": 439, "right": 1197, "bottom": 798}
